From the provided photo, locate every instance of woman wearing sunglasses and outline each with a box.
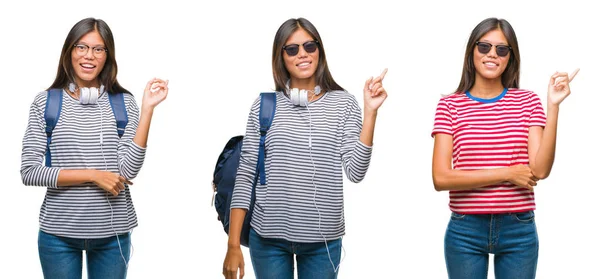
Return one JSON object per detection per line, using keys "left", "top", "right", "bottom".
{"left": 431, "top": 17, "right": 577, "bottom": 278}
{"left": 20, "top": 18, "right": 167, "bottom": 278}
{"left": 222, "top": 17, "right": 387, "bottom": 279}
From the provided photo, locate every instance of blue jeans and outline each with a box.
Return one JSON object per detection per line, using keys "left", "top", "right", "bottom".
{"left": 38, "top": 230, "right": 131, "bottom": 279}
{"left": 249, "top": 228, "right": 342, "bottom": 279}
{"left": 444, "top": 211, "right": 538, "bottom": 279}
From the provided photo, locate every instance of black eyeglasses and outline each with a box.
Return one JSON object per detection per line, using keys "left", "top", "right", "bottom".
{"left": 73, "top": 44, "right": 108, "bottom": 58}
{"left": 282, "top": 40, "right": 319, "bottom": 56}
{"left": 475, "top": 41, "right": 511, "bottom": 57}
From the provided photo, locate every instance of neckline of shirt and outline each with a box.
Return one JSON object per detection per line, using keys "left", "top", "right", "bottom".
{"left": 62, "top": 89, "right": 107, "bottom": 103}
{"left": 465, "top": 88, "right": 508, "bottom": 103}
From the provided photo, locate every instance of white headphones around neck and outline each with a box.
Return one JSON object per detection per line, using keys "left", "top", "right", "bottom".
{"left": 286, "top": 79, "right": 342, "bottom": 272}
{"left": 69, "top": 83, "right": 105, "bottom": 105}
{"left": 286, "top": 81, "right": 322, "bottom": 107}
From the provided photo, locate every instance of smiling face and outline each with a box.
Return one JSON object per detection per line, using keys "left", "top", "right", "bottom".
{"left": 70, "top": 30, "right": 106, "bottom": 88}
{"left": 283, "top": 28, "right": 319, "bottom": 87}
{"left": 473, "top": 29, "right": 510, "bottom": 83}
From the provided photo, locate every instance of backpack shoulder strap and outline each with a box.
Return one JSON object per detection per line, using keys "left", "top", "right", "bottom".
{"left": 107, "top": 92, "right": 129, "bottom": 138}
{"left": 44, "top": 89, "right": 63, "bottom": 167}
{"left": 257, "top": 92, "right": 276, "bottom": 185}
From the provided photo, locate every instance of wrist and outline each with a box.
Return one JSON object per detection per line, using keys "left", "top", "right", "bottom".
{"left": 501, "top": 167, "right": 512, "bottom": 182}
{"left": 547, "top": 103, "right": 560, "bottom": 113}
{"left": 87, "top": 169, "right": 99, "bottom": 183}
{"left": 363, "top": 107, "right": 378, "bottom": 118}
{"left": 141, "top": 106, "right": 155, "bottom": 116}
{"left": 227, "top": 241, "right": 240, "bottom": 248}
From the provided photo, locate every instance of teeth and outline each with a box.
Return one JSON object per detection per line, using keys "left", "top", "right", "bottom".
{"left": 484, "top": 62, "right": 496, "bottom": 66}
{"left": 81, "top": 64, "right": 95, "bottom": 68}
{"left": 298, "top": 62, "right": 309, "bottom": 67}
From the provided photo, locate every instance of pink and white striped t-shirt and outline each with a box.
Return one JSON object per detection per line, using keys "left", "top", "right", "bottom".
{"left": 432, "top": 88, "right": 547, "bottom": 214}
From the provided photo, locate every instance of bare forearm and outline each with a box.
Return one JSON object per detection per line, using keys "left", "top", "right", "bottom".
{"left": 359, "top": 109, "right": 377, "bottom": 146}
{"left": 133, "top": 107, "right": 154, "bottom": 148}
{"left": 57, "top": 169, "right": 97, "bottom": 186}
{"left": 228, "top": 208, "right": 247, "bottom": 247}
{"left": 433, "top": 168, "right": 508, "bottom": 191}
{"left": 531, "top": 105, "right": 558, "bottom": 179}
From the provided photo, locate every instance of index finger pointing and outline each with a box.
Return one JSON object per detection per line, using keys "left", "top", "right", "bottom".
{"left": 378, "top": 68, "right": 388, "bottom": 81}
{"left": 568, "top": 68, "right": 580, "bottom": 82}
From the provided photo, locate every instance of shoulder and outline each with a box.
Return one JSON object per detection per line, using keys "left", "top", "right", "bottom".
{"left": 116, "top": 92, "right": 135, "bottom": 102}
{"left": 245, "top": 93, "right": 265, "bottom": 117}
{"left": 436, "top": 92, "right": 466, "bottom": 109}
{"left": 253, "top": 93, "right": 270, "bottom": 109}
{"left": 439, "top": 92, "right": 466, "bottom": 102}
{"left": 109, "top": 92, "right": 137, "bottom": 109}
{"left": 326, "top": 90, "right": 359, "bottom": 106}
{"left": 33, "top": 91, "right": 49, "bottom": 105}
{"left": 327, "top": 90, "right": 352, "bottom": 99}
{"left": 505, "top": 88, "right": 541, "bottom": 102}
{"left": 506, "top": 88, "right": 535, "bottom": 96}
{"left": 32, "top": 89, "right": 62, "bottom": 109}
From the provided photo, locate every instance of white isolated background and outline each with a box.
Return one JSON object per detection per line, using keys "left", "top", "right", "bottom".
{"left": 0, "top": 0, "right": 597, "bottom": 278}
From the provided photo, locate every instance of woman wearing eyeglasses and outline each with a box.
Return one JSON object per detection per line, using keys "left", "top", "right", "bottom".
{"left": 222, "top": 17, "right": 387, "bottom": 279}
{"left": 431, "top": 17, "right": 577, "bottom": 278}
{"left": 20, "top": 18, "right": 167, "bottom": 279}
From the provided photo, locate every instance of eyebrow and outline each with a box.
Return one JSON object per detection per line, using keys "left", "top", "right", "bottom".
{"left": 284, "top": 40, "right": 314, "bottom": 46}
{"left": 479, "top": 39, "right": 509, "bottom": 45}
{"left": 76, "top": 42, "right": 106, "bottom": 48}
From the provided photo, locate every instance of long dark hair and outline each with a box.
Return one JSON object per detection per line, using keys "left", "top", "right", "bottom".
{"left": 272, "top": 18, "right": 344, "bottom": 93}
{"left": 455, "top": 17, "right": 520, "bottom": 93}
{"left": 48, "top": 17, "right": 129, "bottom": 94}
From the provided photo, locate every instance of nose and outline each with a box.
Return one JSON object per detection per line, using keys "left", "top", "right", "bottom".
{"left": 487, "top": 46, "right": 498, "bottom": 58}
{"left": 84, "top": 48, "right": 94, "bottom": 59}
{"left": 297, "top": 45, "right": 308, "bottom": 58}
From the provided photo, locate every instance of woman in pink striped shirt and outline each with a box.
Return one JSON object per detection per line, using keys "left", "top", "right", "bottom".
{"left": 431, "top": 17, "right": 577, "bottom": 279}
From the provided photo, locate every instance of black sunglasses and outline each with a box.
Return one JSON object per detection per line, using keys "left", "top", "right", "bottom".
{"left": 475, "top": 41, "right": 512, "bottom": 57}
{"left": 282, "top": 40, "right": 319, "bottom": 56}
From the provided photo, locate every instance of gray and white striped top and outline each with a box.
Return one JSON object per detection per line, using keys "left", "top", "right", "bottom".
{"left": 21, "top": 90, "right": 146, "bottom": 239}
{"left": 231, "top": 90, "right": 372, "bottom": 243}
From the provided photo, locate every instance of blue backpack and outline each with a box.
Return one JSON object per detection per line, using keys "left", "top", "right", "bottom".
{"left": 44, "top": 88, "right": 128, "bottom": 167}
{"left": 212, "top": 92, "right": 276, "bottom": 247}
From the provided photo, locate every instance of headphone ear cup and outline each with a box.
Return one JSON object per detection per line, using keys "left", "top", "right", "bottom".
{"left": 288, "top": 86, "right": 318, "bottom": 107}
{"left": 80, "top": 87, "right": 90, "bottom": 104}
{"left": 314, "top": 85, "right": 321, "bottom": 96}
{"left": 300, "top": 89, "right": 308, "bottom": 106}
{"left": 290, "top": 88, "right": 299, "bottom": 106}
{"left": 89, "top": 87, "right": 99, "bottom": 104}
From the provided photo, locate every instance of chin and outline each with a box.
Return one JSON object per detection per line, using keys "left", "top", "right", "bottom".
{"left": 296, "top": 71, "right": 316, "bottom": 80}
{"left": 77, "top": 74, "right": 99, "bottom": 82}
{"left": 476, "top": 69, "right": 503, "bottom": 80}
{"left": 483, "top": 73, "right": 503, "bottom": 80}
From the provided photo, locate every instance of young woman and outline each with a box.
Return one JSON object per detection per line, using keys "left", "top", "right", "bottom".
{"left": 431, "top": 17, "right": 577, "bottom": 278}
{"left": 20, "top": 18, "right": 168, "bottom": 279}
{"left": 222, "top": 18, "right": 387, "bottom": 279}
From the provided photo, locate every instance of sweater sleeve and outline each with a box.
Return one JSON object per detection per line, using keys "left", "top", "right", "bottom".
{"left": 340, "top": 94, "right": 372, "bottom": 183}
{"left": 20, "top": 92, "right": 61, "bottom": 187}
{"left": 230, "top": 97, "right": 261, "bottom": 210}
{"left": 117, "top": 93, "right": 147, "bottom": 180}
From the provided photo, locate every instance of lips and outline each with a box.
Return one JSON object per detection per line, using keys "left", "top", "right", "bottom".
{"left": 80, "top": 63, "right": 96, "bottom": 69}
{"left": 483, "top": 61, "right": 499, "bottom": 69}
{"left": 296, "top": 61, "right": 311, "bottom": 69}
{"left": 78, "top": 63, "right": 97, "bottom": 74}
